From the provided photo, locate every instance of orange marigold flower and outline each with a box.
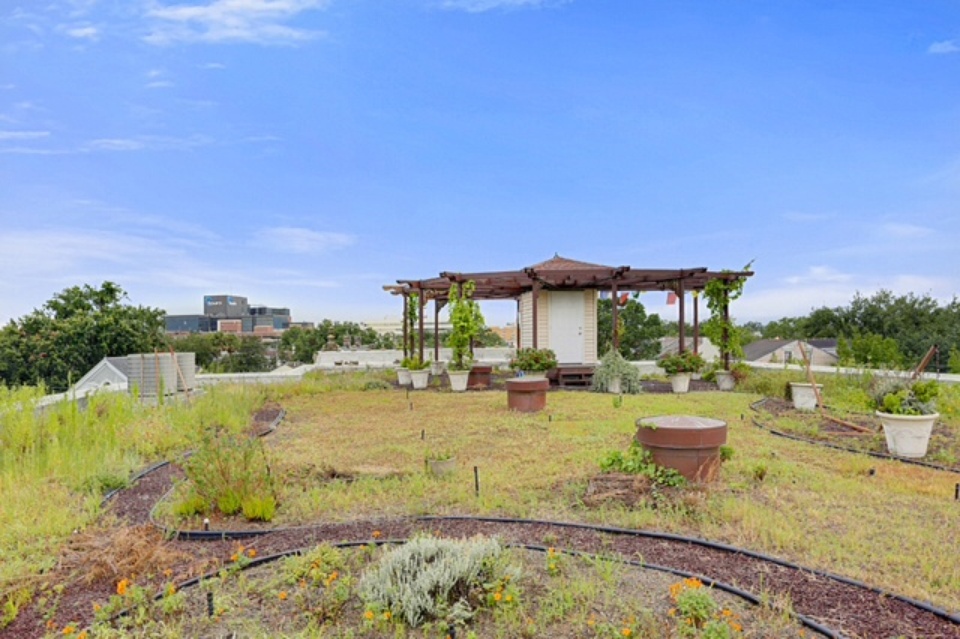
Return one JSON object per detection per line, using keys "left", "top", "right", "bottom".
{"left": 363, "top": 610, "right": 375, "bottom": 620}
{"left": 230, "top": 554, "right": 239, "bottom": 563}
{"left": 372, "top": 530, "right": 382, "bottom": 539}
{"left": 62, "top": 625, "right": 76, "bottom": 635}
{"left": 247, "top": 549, "right": 257, "bottom": 558}
{"left": 78, "top": 632, "right": 88, "bottom": 639}
{"left": 92, "top": 603, "right": 101, "bottom": 612}
{"left": 621, "top": 628, "right": 632, "bottom": 637}
{"left": 278, "top": 591, "right": 288, "bottom": 601}
{"left": 46, "top": 620, "right": 56, "bottom": 629}
{"left": 505, "top": 594, "right": 513, "bottom": 602}
{"left": 116, "top": 578, "right": 131, "bottom": 596}
{"left": 163, "top": 568, "right": 173, "bottom": 578}
{"left": 382, "top": 611, "right": 392, "bottom": 620}
{"left": 493, "top": 592, "right": 502, "bottom": 602}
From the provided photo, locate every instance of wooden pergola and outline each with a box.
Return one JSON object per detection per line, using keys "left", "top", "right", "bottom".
{"left": 384, "top": 255, "right": 753, "bottom": 366}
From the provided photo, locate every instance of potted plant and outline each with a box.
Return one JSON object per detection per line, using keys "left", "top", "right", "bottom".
{"left": 591, "top": 349, "right": 643, "bottom": 394}
{"left": 509, "top": 347, "right": 558, "bottom": 379}
{"left": 425, "top": 450, "right": 457, "bottom": 477}
{"left": 446, "top": 280, "right": 484, "bottom": 392}
{"left": 406, "top": 356, "right": 431, "bottom": 390}
{"left": 397, "top": 357, "right": 413, "bottom": 386}
{"left": 659, "top": 351, "right": 705, "bottom": 394}
{"left": 873, "top": 378, "right": 940, "bottom": 458}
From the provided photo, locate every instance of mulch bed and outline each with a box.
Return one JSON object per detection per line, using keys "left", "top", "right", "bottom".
{"left": 6, "top": 404, "right": 959, "bottom": 639}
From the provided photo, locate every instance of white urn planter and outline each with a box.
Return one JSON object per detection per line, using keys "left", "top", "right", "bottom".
{"left": 431, "top": 360, "right": 446, "bottom": 376}
{"left": 876, "top": 412, "right": 938, "bottom": 459}
{"left": 396, "top": 368, "right": 412, "bottom": 386}
{"left": 607, "top": 376, "right": 622, "bottom": 395}
{"left": 715, "top": 371, "right": 735, "bottom": 391}
{"left": 409, "top": 369, "right": 430, "bottom": 390}
{"left": 427, "top": 457, "right": 457, "bottom": 477}
{"left": 669, "top": 373, "right": 692, "bottom": 394}
{"left": 447, "top": 370, "right": 470, "bottom": 392}
{"left": 790, "top": 383, "right": 822, "bottom": 411}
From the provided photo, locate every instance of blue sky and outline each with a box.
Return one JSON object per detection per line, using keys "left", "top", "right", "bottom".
{"left": 2, "top": 0, "right": 958, "bottom": 328}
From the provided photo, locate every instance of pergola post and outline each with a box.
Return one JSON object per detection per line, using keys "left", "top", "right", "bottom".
{"left": 402, "top": 293, "right": 409, "bottom": 359}
{"left": 693, "top": 291, "right": 700, "bottom": 356}
{"left": 515, "top": 299, "right": 521, "bottom": 349}
{"left": 677, "top": 280, "right": 686, "bottom": 353}
{"left": 532, "top": 282, "right": 540, "bottom": 349}
{"left": 611, "top": 282, "right": 620, "bottom": 352}
{"left": 434, "top": 298, "right": 441, "bottom": 364}
{"left": 722, "top": 284, "right": 731, "bottom": 370}
{"left": 417, "top": 286, "right": 425, "bottom": 362}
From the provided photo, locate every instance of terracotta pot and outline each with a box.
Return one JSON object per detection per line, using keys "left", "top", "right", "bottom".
{"left": 506, "top": 378, "right": 549, "bottom": 413}
{"left": 877, "top": 411, "right": 938, "bottom": 459}
{"left": 468, "top": 365, "right": 493, "bottom": 389}
{"left": 635, "top": 415, "right": 727, "bottom": 482}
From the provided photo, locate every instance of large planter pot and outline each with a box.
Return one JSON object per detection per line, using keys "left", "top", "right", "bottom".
{"left": 396, "top": 368, "right": 412, "bottom": 386}
{"left": 876, "top": 411, "right": 938, "bottom": 459}
{"left": 447, "top": 370, "right": 470, "bottom": 392}
{"left": 790, "top": 383, "right": 822, "bottom": 411}
{"left": 409, "top": 369, "right": 430, "bottom": 390}
{"left": 635, "top": 415, "right": 728, "bottom": 482}
{"left": 431, "top": 360, "right": 446, "bottom": 376}
{"left": 669, "top": 373, "right": 692, "bottom": 394}
{"left": 715, "top": 371, "right": 735, "bottom": 392}
{"left": 468, "top": 365, "right": 493, "bottom": 390}
{"left": 427, "top": 457, "right": 457, "bottom": 477}
{"left": 506, "top": 378, "right": 549, "bottom": 413}
{"left": 607, "top": 376, "right": 622, "bottom": 395}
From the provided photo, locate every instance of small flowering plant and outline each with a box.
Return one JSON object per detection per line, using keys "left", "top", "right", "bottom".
{"left": 668, "top": 577, "right": 742, "bottom": 637}
{"left": 659, "top": 351, "right": 706, "bottom": 376}
{"left": 510, "top": 348, "right": 558, "bottom": 373}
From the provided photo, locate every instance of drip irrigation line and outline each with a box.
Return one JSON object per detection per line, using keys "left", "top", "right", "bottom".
{"left": 750, "top": 399, "right": 960, "bottom": 475}
{"left": 103, "top": 537, "right": 838, "bottom": 638}
{"left": 417, "top": 515, "right": 960, "bottom": 627}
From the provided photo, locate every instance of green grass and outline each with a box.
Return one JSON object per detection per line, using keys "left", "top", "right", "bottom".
{"left": 3, "top": 368, "right": 960, "bottom": 635}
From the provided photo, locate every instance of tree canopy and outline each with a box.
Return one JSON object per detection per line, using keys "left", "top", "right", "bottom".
{"left": 597, "top": 295, "right": 665, "bottom": 360}
{"left": 0, "top": 282, "right": 166, "bottom": 392}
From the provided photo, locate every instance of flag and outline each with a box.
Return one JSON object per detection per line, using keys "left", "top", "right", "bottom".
{"left": 666, "top": 292, "right": 678, "bottom": 305}
{"left": 618, "top": 293, "right": 629, "bottom": 306}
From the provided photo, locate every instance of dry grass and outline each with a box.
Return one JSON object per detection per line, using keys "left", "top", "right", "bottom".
{"left": 57, "top": 524, "right": 191, "bottom": 585}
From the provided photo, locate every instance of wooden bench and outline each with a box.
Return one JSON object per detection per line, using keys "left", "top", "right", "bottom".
{"left": 549, "top": 365, "right": 595, "bottom": 388}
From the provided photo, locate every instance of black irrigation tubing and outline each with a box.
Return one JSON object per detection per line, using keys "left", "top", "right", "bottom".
{"left": 104, "top": 537, "right": 838, "bottom": 638}
{"left": 417, "top": 514, "right": 960, "bottom": 628}
{"left": 749, "top": 398, "right": 960, "bottom": 475}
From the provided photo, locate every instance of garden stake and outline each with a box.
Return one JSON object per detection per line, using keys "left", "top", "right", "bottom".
{"left": 421, "top": 429, "right": 425, "bottom": 440}
{"left": 203, "top": 518, "right": 210, "bottom": 531}
{"left": 206, "top": 591, "right": 214, "bottom": 617}
{"left": 955, "top": 483, "right": 959, "bottom": 501}
{"left": 409, "top": 401, "right": 413, "bottom": 411}
{"left": 474, "top": 466, "right": 480, "bottom": 497}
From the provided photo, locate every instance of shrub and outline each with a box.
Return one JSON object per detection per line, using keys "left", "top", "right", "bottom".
{"left": 510, "top": 348, "right": 558, "bottom": 372}
{"left": 358, "top": 535, "right": 516, "bottom": 628}
{"left": 659, "top": 351, "right": 705, "bottom": 375}
{"left": 600, "top": 441, "right": 686, "bottom": 488}
{"left": 591, "top": 349, "right": 643, "bottom": 394}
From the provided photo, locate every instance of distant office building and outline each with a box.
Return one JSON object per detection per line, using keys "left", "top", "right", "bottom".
{"left": 164, "top": 294, "right": 292, "bottom": 334}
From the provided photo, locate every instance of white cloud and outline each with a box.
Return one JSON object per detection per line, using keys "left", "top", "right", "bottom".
{"left": 783, "top": 265, "right": 852, "bottom": 285}
{"left": 878, "top": 222, "right": 932, "bottom": 239}
{"left": 781, "top": 211, "right": 829, "bottom": 223}
{"left": 85, "top": 134, "right": 213, "bottom": 151}
{"left": 259, "top": 227, "right": 355, "bottom": 254}
{"left": 0, "top": 130, "right": 50, "bottom": 140}
{"left": 199, "top": 61, "right": 226, "bottom": 69}
{"left": 64, "top": 25, "right": 99, "bottom": 40}
{"left": 144, "top": 0, "right": 330, "bottom": 46}
{"left": 928, "top": 40, "right": 959, "bottom": 55}
{"left": 146, "top": 80, "right": 175, "bottom": 88}
{"left": 439, "top": 0, "right": 570, "bottom": 12}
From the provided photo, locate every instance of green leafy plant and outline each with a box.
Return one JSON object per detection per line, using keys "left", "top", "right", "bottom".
{"left": 591, "top": 349, "right": 643, "bottom": 394}
{"left": 599, "top": 441, "right": 686, "bottom": 488}
{"left": 403, "top": 356, "right": 431, "bottom": 371}
{"left": 701, "top": 264, "right": 752, "bottom": 368}
{"left": 425, "top": 449, "right": 455, "bottom": 461}
{"left": 447, "top": 281, "right": 485, "bottom": 371}
{"left": 873, "top": 378, "right": 939, "bottom": 415}
{"left": 659, "top": 351, "right": 706, "bottom": 376}
{"left": 510, "top": 348, "right": 558, "bottom": 373}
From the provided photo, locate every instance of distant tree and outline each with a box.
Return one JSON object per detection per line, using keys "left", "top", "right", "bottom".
{"left": 0, "top": 282, "right": 165, "bottom": 392}
{"left": 837, "top": 333, "right": 904, "bottom": 369}
{"left": 211, "top": 336, "right": 271, "bottom": 373}
{"left": 170, "top": 333, "right": 220, "bottom": 368}
{"left": 597, "top": 296, "right": 665, "bottom": 360}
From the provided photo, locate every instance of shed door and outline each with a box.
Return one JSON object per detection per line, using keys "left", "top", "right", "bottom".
{"left": 549, "top": 291, "right": 585, "bottom": 364}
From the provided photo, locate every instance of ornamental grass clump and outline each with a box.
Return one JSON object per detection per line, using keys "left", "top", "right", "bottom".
{"left": 358, "top": 535, "right": 517, "bottom": 628}
{"left": 178, "top": 427, "right": 277, "bottom": 521}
